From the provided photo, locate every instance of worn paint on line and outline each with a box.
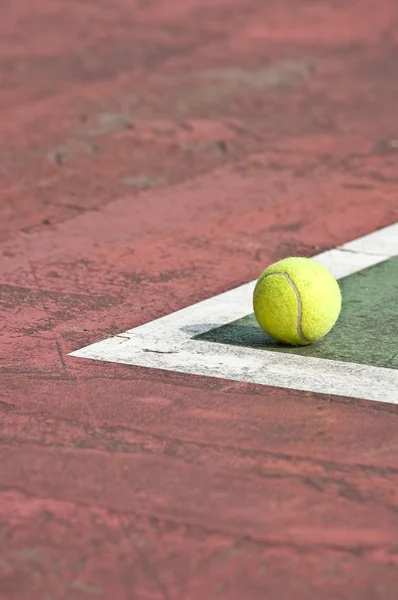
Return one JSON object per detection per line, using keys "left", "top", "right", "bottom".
{"left": 70, "top": 223, "right": 398, "bottom": 404}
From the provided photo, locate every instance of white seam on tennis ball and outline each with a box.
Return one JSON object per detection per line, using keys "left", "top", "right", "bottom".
{"left": 261, "top": 272, "right": 310, "bottom": 343}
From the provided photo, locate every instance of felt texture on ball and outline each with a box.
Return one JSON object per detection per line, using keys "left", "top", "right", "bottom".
{"left": 253, "top": 257, "right": 342, "bottom": 346}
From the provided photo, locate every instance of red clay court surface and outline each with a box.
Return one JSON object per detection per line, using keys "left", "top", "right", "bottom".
{"left": 1, "top": 1, "right": 398, "bottom": 598}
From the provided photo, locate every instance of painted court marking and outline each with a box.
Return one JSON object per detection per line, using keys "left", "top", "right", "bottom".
{"left": 70, "top": 223, "right": 398, "bottom": 404}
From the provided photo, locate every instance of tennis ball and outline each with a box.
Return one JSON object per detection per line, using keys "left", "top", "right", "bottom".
{"left": 253, "top": 257, "right": 341, "bottom": 346}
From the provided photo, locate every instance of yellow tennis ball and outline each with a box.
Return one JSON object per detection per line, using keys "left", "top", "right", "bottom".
{"left": 253, "top": 257, "right": 341, "bottom": 346}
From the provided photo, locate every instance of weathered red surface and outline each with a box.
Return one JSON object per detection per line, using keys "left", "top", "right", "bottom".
{"left": 1, "top": 0, "right": 398, "bottom": 598}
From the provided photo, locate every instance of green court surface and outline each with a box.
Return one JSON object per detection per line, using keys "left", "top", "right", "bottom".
{"left": 197, "top": 256, "right": 398, "bottom": 370}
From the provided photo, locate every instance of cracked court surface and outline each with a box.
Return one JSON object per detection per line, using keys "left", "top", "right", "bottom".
{"left": 2, "top": 0, "right": 398, "bottom": 598}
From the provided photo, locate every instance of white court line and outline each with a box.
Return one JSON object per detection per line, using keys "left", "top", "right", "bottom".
{"left": 70, "top": 222, "right": 398, "bottom": 404}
